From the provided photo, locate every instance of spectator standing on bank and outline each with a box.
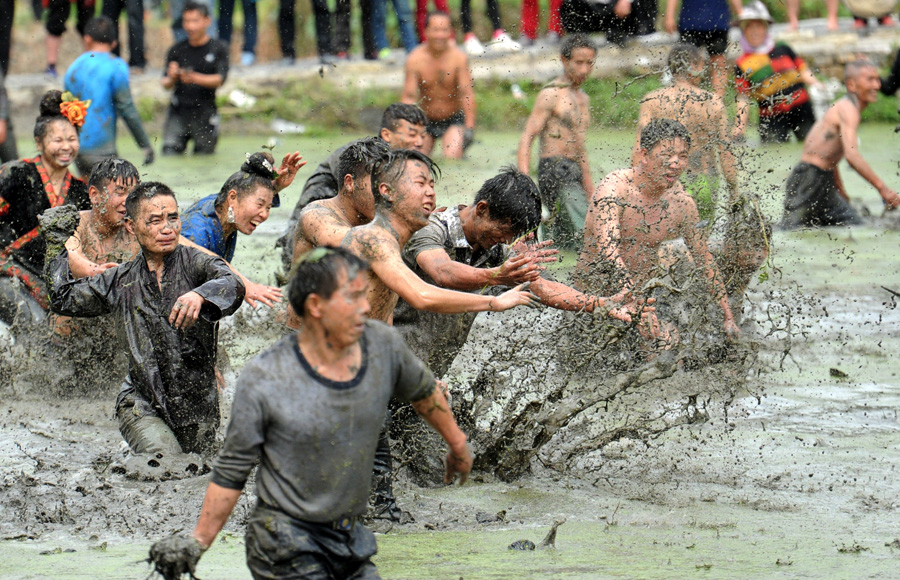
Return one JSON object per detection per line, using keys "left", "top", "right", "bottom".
{"left": 560, "top": 0, "right": 658, "bottom": 46}
{"left": 459, "top": 0, "right": 521, "bottom": 55}
{"left": 161, "top": 1, "right": 228, "bottom": 155}
{"left": 786, "top": 0, "right": 839, "bottom": 31}
{"left": 0, "top": 64, "right": 15, "bottom": 164}
{"left": 102, "top": 0, "right": 146, "bottom": 72}
{"left": 733, "top": 2, "right": 822, "bottom": 143}
{"left": 219, "top": 0, "right": 258, "bottom": 66}
{"left": 45, "top": 0, "right": 94, "bottom": 78}
{"left": 64, "top": 16, "right": 154, "bottom": 176}
{"left": 0, "top": 0, "right": 13, "bottom": 77}
{"left": 416, "top": 0, "right": 450, "bottom": 40}
{"left": 665, "top": 0, "right": 742, "bottom": 96}
{"left": 520, "top": 0, "right": 563, "bottom": 47}
{"left": 372, "top": 0, "right": 419, "bottom": 58}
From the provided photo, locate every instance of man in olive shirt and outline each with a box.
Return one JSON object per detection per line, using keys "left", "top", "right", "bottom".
{"left": 149, "top": 247, "right": 472, "bottom": 579}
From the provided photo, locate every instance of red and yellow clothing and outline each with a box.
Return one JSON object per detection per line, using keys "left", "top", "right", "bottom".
{"left": 0, "top": 157, "right": 89, "bottom": 305}
{"left": 735, "top": 43, "right": 810, "bottom": 117}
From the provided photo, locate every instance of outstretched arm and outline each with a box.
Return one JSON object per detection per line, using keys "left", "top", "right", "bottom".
{"left": 346, "top": 228, "right": 539, "bottom": 313}
{"left": 401, "top": 58, "right": 420, "bottom": 104}
{"left": 414, "top": 242, "right": 557, "bottom": 291}
{"left": 838, "top": 102, "right": 900, "bottom": 208}
{"left": 179, "top": 236, "right": 282, "bottom": 307}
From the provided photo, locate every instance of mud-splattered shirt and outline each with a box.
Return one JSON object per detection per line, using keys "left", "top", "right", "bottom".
{"left": 181, "top": 194, "right": 236, "bottom": 261}
{"left": 48, "top": 244, "right": 245, "bottom": 427}
{"left": 210, "top": 322, "right": 435, "bottom": 522}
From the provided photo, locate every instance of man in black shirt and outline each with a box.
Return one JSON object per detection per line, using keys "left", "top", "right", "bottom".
{"left": 49, "top": 181, "right": 245, "bottom": 455}
{"left": 161, "top": 1, "right": 229, "bottom": 156}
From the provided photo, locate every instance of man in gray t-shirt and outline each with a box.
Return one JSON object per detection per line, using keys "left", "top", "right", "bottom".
{"left": 150, "top": 247, "right": 472, "bottom": 580}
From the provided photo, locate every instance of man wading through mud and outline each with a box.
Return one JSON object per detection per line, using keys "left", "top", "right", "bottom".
{"left": 633, "top": 43, "right": 738, "bottom": 222}
{"left": 341, "top": 149, "right": 538, "bottom": 520}
{"left": 149, "top": 247, "right": 473, "bottom": 580}
{"left": 782, "top": 59, "right": 900, "bottom": 228}
{"left": 576, "top": 119, "right": 740, "bottom": 342}
{"left": 517, "top": 33, "right": 596, "bottom": 249}
{"left": 49, "top": 182, "right": 245, "bottom": 455}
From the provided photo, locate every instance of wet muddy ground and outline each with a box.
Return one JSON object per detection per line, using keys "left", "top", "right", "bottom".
{"left": 3, "top": 130, "right": 900, "bottom": 578}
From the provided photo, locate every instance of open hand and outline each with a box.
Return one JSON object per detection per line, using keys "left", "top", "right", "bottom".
{"left": 274, "top": 152, "right": 306, "bottom": 192}
{"left": 491, "top": 282, "right": 541, "bottom": 311}
{"left": 444, "top": 443, "right": 473, "bottom": 485}
{"left": 244, "top": 281, "right": 283, "bottom": 308}
{"left": 169, "top": 291, "right": 205, "bottom": 330}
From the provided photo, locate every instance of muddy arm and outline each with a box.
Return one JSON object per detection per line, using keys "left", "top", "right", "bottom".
{"left": 192, "top": 482, "right": 242, "bottom": 549}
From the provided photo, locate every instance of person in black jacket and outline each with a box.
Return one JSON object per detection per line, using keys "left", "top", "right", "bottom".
{"left": 50, "top": 181, "right": 245, "bottom": 456}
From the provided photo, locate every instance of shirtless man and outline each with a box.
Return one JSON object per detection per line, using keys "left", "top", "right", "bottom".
{"left": 576, "top": 119, "right": 740, "bottom": 340}
{"left": 402, "top": 12, "right": 476, "bottom": 160}
{"left": 517, "top": 34, "right": 596, "bottom": 249}
{"left": 783, "top": 59, "right": 900, "bottom": 229}
{"left": 342, "top": 149, "right": 538, "bottom": 323}
{"left": 633, "top": 44, "right": 738, "bottom": 222}
{"left": 65, "top": 158, "right": 142, "bottom": 278}
{"left": 291, "top": 137, "right": 390, "bottom": 261}
{"left": 276, "top": 103, "right": 427, "bottom": 271}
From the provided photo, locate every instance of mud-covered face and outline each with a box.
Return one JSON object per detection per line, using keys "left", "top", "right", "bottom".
{"left": 425, "top": 13, "right": 453, "bottom": 50}
{"left": 91, "top": 177, "right": 137, "bottom": 228}
{"left": 470, "top": 205, "right": 519, "bottom": 251}
{"left": 642, "top": 138, "right": 690, "bottom": 188}
{"left": 37, "top": 121, "right": 79, "bottom": 172}
{"left": 389, "top": 160, "right": 436, "bottom": 229}
{"left": 317, "top": 269, "right": 371, "bottom": 347}
{"left": 128, "top": 195, "right": 181, "bottom": 256}
{"left": 562, "top": 47, "right": 597, "bottom": 86}
{"left": 383, "top": 120, "right": 427, "bottom": 152}
{"left": 741, "top": 20, "right": 769, "bottom": 48}
{"left": 229, "top": 185, "right": 274, "bottom": 235}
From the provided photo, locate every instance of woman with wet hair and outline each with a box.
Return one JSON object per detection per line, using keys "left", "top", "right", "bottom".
{"left": 0, "top": 90, "right": 91, "bottom": 327}
{"left": 181, "top": 151, "right": 304, "bottom": 307}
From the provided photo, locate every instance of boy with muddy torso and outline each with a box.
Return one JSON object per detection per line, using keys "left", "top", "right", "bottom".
{"left": 783, "top": 59, "right": 900, "bottom": 228}
{"left": 576, "top": 119, "right": 740, "bottom": 341}
{"left": 517, "top": 34, "right": 596, "bottom": 249}
{"left": 633, "top": 43, "right": 738, "bottom": 222}
{"left": 402, "top": 12, "right": 476, "bottom": 160}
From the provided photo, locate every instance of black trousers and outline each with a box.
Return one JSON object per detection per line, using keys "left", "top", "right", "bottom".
{"left": 102, "top": 0, "right": 146, "bottom": 68}
{"left": 0, "top": 0, "right": 14, "bottom": 75}
{"left": 561, "top": 0, "right": 656, "bottom": 44}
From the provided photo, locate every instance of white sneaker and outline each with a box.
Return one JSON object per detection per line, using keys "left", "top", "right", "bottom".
{"left": 464, "top": 35, "right": 485, "bottom": 55}
{"left": 488, "top": 32, "right": 522, "bottom": 52}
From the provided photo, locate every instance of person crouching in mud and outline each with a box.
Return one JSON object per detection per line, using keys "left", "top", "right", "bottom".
{"left": 148, "top": 247, "right": 472, "bottom": 580}
{"left": 49, "top": 182, "right": 245, "bottom": 456}
{"left": 575, "top": 118, "right": 740, "bottom": 345}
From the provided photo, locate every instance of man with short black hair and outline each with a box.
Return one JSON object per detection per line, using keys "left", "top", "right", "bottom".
{"left": 148, "top": 246, "right": 472, "bottom": 580}
{"left": 161, "top": 1, "right": 229, "bottom": 155}
{"left": 49, "top": 181, "right": 245, "bottom": 455}
{"left": 276, "top": 103, "right": 427, "bottom": 270}
{"left": 64, "top": 16, "right": 154, "bottom": 176}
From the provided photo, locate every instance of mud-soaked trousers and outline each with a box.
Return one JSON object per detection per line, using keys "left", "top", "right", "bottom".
{"left": 538, "top": 156, "right": 588, "bottom": 250}
{"left": 246, "top": 502, "right": 380, "bottom": 580}
{"left": 782, "top": 162, "right": 863, "bottom": 229}
{"left": 116, "top": 389, "right": 218, "bottom": 456}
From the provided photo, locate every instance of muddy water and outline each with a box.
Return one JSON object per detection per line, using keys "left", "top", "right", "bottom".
{"left": 3, "top": 129, "right": 900, "bottom": 578}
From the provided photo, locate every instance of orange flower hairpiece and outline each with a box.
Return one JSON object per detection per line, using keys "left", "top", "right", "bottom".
{"left": 59, "top": 91, "right": 91, "bottom": 128}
